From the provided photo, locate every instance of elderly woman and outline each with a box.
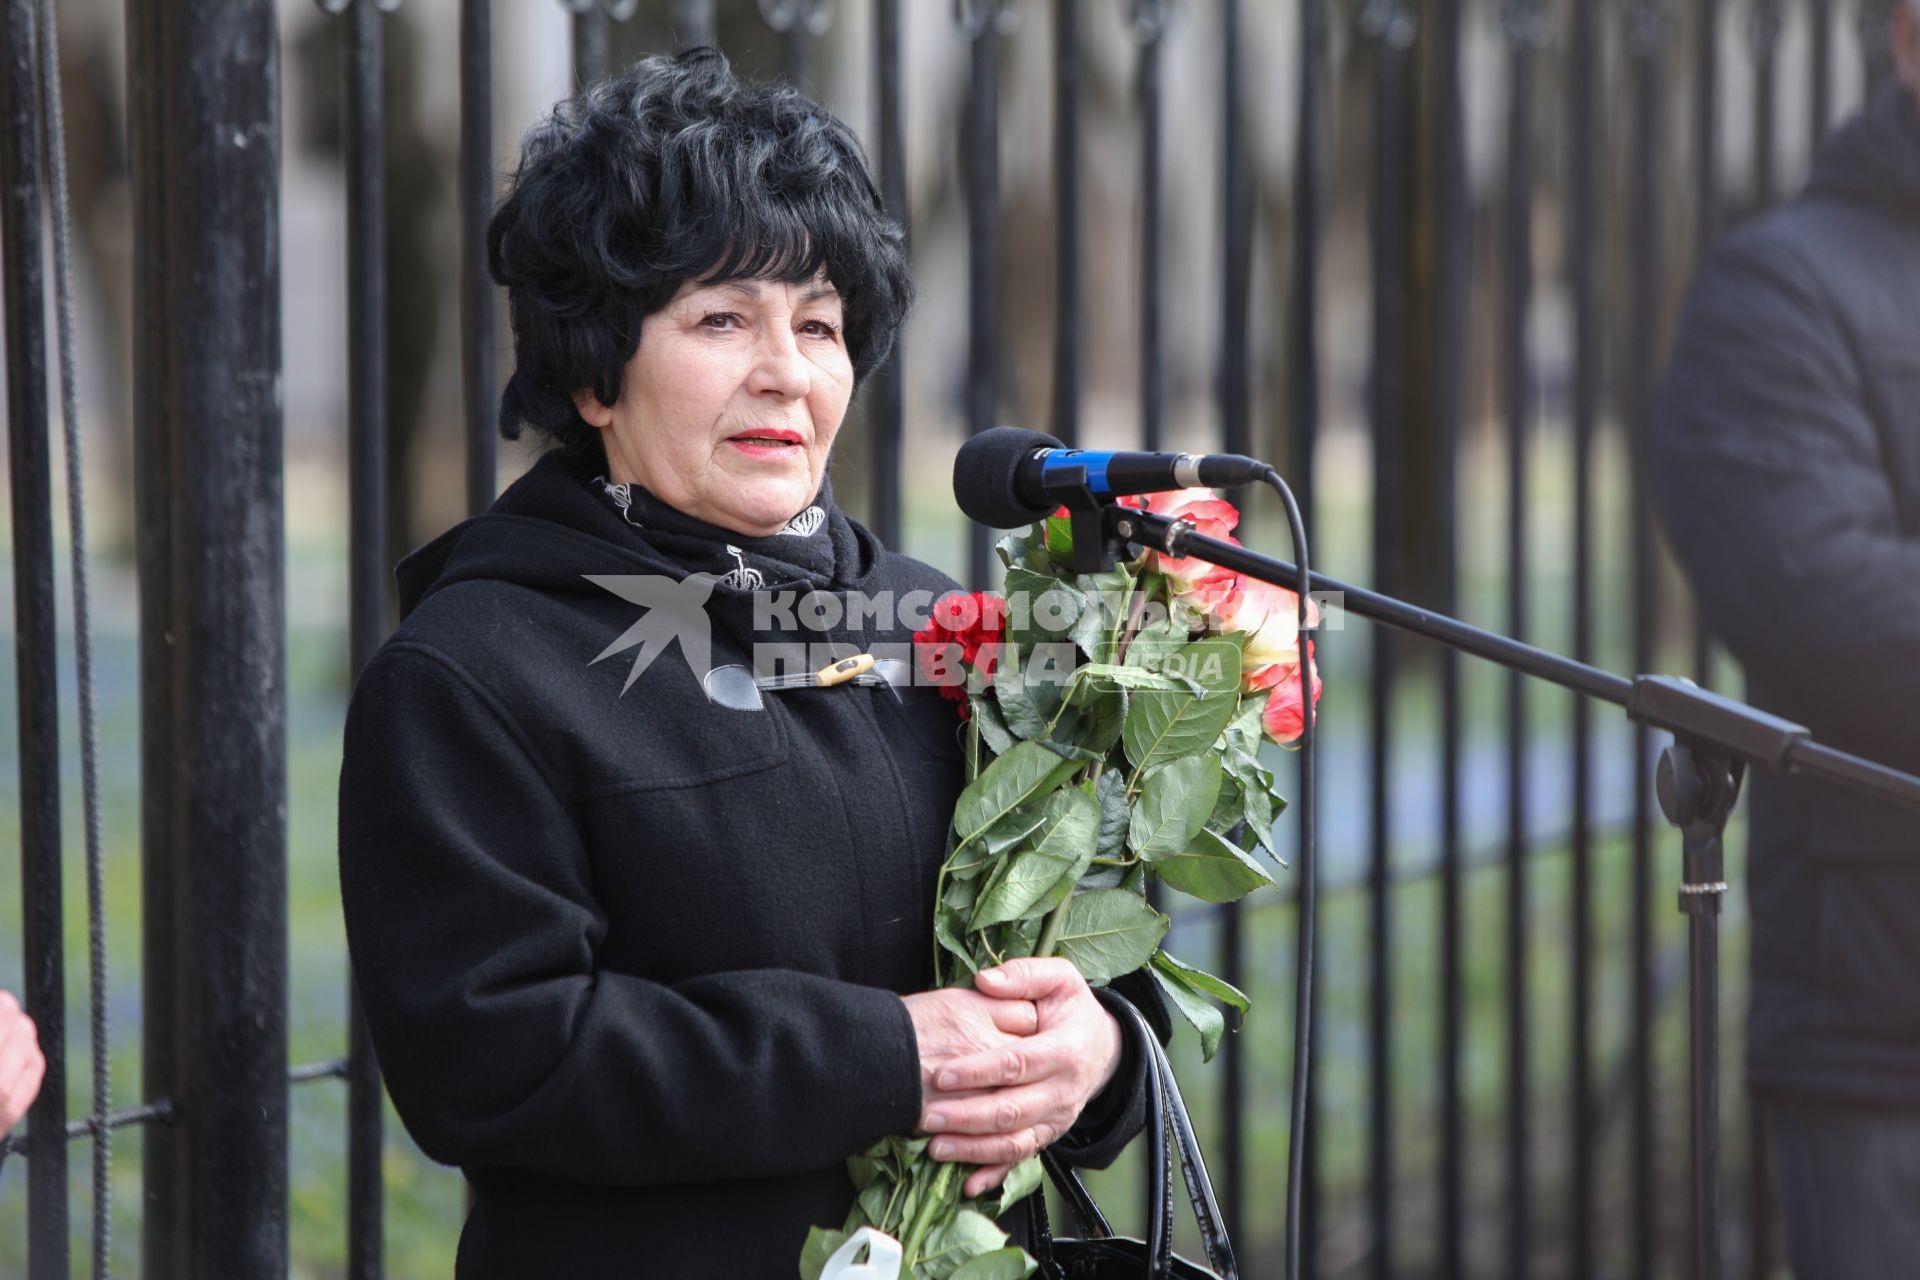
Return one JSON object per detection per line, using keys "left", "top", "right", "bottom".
{"left": 338, "top": 49, "right": 1159, "bottom": 1276}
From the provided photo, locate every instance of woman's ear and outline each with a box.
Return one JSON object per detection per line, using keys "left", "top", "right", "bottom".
{"left": 572, "top": 387, "right": 615, "bottom": 429}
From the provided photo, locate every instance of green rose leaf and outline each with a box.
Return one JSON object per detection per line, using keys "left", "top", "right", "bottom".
{"left": 936, "top": 905, "right": 980, "bottom": 977}
{"left": 1050, "top": 680, "right": 1125, "bottom": 758}
{"left": 1153, "top": 949, "right": 1251, "bottom": 1014}
{"left": 1208, "top": 771, "right": 1244, "bottom": 833}
{"left": 1004, "top": 567, "right": 1084, "bottom": 651}
{"left": 994, "top": 528, "right": 1037, "bottom": 573}
{"left": 1150, "top": 962, "right": 1227, "bottom": 1062}
{"left": 951, "top": 1248, "right": 1039, "bottom": 1280}
{"left": 1044, "top": 513, "right": 1075, "bottom": 568}
{"left": 972, "top": 787, "right": 1099, "bottom": 929}
{"left": 1129, "top": 756, "right": 1223, "bottom": 861}
{"left": 984, "top": 1155, "right": 1046, "bottom": 1219}
{"left": 1095, "top": 769, "right": 1129, "bottom": 857}
{"left": 991, "top": 642, "right": 1049, "bottom": 740}
{"left": 1153, "top": 828, "right": 1275, "bottom": 903}
{"left": 970, "top": 696, "right": 1017, "bottom": 756}
{"left": 1064, "top": 662, "right": 1182, "bottom": 692}
{"left": 922, "top": 1208, "right": 1011, "bottom": 1276}
{"left": 1121, "top": 639, "right": 1243, "bottom": 771}
{"left": 948, "top": 805, "right": 1047, "bottom": 880}
{"left": 799, "top": 1227, "right": 850, "bottom": 1280}
{"left": 1055, "top": 889, "right": 1169, "bottom": 983}
{"left": 953, "top": 740, "right": 1079, "bottom": 847}
{"left": 1121, "top": 614, "right": 1186, "bottom": 672}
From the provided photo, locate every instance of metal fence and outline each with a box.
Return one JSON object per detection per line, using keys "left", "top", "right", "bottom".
{"left": 0, "top": 0, "right": 1906, "bottom": 1276}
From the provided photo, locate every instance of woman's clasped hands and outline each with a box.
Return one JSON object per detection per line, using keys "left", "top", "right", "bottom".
{"left": 899, "top": 958, "right": 1122, "bottom": 1199}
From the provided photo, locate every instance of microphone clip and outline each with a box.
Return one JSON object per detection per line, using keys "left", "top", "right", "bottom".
{"left": 1051, "top": 464, "right": 1139, "bottom": 574}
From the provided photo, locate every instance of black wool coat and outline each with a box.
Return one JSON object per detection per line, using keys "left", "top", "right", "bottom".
{"left": 1653, "top": 83, "right": 1920, "bottom": 1106}
{"left": 338, "top": 449, "right": 1159, "bottom": 1277}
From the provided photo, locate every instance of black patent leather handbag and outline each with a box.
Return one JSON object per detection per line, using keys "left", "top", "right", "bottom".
{"left": 1028, "top": 1000, "right": 1239, "bottom": 1280}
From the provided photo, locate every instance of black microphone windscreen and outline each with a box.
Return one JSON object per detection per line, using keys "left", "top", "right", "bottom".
{"left": 952, "top": 427, "right": 1063, "bottom": 529}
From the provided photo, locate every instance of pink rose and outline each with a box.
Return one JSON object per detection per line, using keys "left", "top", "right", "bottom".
{"left": 1171, "top": 565, "right": 1240, "bottom": 622}
{"left": 1135, "top": 489, "right": 1241, "bottom": 591}
{"left": 1261, "top": 652, "right": 1323, "bottom": 744}
{"left": 1215, "top": 580, "right": 1319, "bottom": 684}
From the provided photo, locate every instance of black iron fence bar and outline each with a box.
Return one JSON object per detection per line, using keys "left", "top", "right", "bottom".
{"left": 1692, "top": 0, "right": 1722, "bottom": 689}
{"left": 1625, "top": 1, "right": 1668, "bottom": 1268}
{"left": 0, "top": 1104, "right": 178, "bottom": 1164}
{"left": 30, "top": 0, "right": 112, "bottom": 1266}
{"left": 341, "top": 1, "right": 389, "bottom": 1275}
{"left": 673, "top": 0, "right": 716, "bottom": 48}
{"left": 1362, "top": 2, "right": 1415, "bottom": 1271}
{"left": 1500, "top": 4, "right": 1545, "bottom": 1275}
{"left": 291, "top": 1060, "right": 352, "bottom": 1084}
{"left": 1432, "top": 0, "right": 1470, "bottom": 1271}
{"left": 1861, "top": 0, "right": 1896, "bottom": 89}
{"left": 139, "top": 2, "right": 290, "bottom": 1273}
{"left": 1811, "top": 0, "right": 1833, "bottom": 139}
{"left": 1, "top": 1055, "right": 347, "bottom": 1167}
{"left": 572, "top": 1, "right": 609, "bottom": 90}
{"left": 1742, "top": 0, "right": 1783, "bottom": 1259}
{"left": 1286, "top": 4, "right": 1326, "bottom": 1272}
{"left": 1, "top": 1060, "right": 363, "bottom": 1157}
{"left": 461, "top": 0, "right": 496, "bottom": 518}
{"left": 1750, "top": 0, "right": 1783, "bottom": 205}
{"left": 165, "top": 0, "right": 292, "bottom": 1261}
{"left": 1, "top": 0, "right": 70, "bottom": 1270}
{"left": 1567, "top": 0, "right": 1603, "bottom": 1274}
{"left": 1127, "top": 0, "right": 1167, "bottom": 1233}
{"left": 126, "top": 0, "right": 180, "bottom": 1265}
{"left": 1216, "top": 0, "right": 1251, "bottom": 1245}
{"left": 1051, "top": 0, "right": 1080, "bottom": 446}
{"left": 760, "top": 0, "right": 829, "bottom": 93}
{"left": 1131, "top": 0, "right": 1165, "bottom": 451}
{"left": 960, "top": 0, "right": 1007, "bottom": 589}
{"left": 870, "top": 0, "right": 904, "bottom": 549}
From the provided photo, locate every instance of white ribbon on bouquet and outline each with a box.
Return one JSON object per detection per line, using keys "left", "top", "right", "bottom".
{"left": 818, "top": 1226, "right": 904, "bottom": 1280}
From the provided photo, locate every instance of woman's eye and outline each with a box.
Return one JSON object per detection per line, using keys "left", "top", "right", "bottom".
{"left": 701, "top": 312, "right": 742, "bottom": 330}
{"left": 801, "top": 318, "right": 841, "bottom": 339}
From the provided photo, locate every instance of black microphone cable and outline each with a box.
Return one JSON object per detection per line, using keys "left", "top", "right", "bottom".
{"left": 1256, "top": 465, "right": 1316, "bottom": 1280}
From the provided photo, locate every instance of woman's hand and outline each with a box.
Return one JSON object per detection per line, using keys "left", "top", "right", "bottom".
{"left": 0, "top": 990, "right": 46, "bottom": 1136}
{"left": 901, "top": 986, "right": 1039, "bottom": 1111}
{"left": 917, "top": 959, "right": 1123, "bottom": 1198}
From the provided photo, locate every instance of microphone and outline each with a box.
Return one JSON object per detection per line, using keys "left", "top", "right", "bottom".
{"left": 952, "top": 427, "right": 1271, "bottom": 529}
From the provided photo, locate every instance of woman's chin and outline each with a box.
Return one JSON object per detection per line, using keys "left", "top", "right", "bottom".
{"left": 711, "top": 484, "right": 814, "bottom": 537}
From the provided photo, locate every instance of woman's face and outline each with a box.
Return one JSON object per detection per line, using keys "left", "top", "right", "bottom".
{"left": 576, "top": 274, "right": 855, "bottom": 537}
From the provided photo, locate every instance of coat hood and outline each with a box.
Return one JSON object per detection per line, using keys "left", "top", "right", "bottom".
{"left": 394, "top": 449, "right": 883, "bottom": 620}
{"left": 1807, "top": 80, "right": 1920, "bottom": 218}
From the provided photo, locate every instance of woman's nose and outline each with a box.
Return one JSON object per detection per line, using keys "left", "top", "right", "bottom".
{"left": 748, "top": 327, "right": 810, "bottom": 399}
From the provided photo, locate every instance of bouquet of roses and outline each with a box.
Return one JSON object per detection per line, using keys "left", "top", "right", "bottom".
{"left": 801, "top": 490, "right": 1321, "bottom": 1280}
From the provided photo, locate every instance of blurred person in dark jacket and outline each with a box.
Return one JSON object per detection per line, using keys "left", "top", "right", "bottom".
{"left": 1652, "top": 4, "right": 1920, "bottom": 1275}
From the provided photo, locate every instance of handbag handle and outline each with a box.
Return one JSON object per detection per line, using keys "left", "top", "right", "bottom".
{"left": 1030, "top": 996, "right": 1239, "bottom": 1279}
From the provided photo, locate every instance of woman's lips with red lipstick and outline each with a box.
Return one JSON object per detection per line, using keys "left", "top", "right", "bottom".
{"left": 726, "top": 427, "right": 804, "bottom": 457}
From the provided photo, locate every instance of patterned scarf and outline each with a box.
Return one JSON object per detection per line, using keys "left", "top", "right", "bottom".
{"left": 589, "top": 473, "right": 854, "bottom": 592}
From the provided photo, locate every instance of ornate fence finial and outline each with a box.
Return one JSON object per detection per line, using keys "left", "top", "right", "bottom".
{"left": 1746, "top": 0, "right": 1786, "bottom": 61}
{"left": 1624, "top": 0, "right": 1671, "bottom": 58}
{"left": 1127, "top": 0, "right": 1172, "bottom": 45}
{"left": 954, "top": 0, "right": 1018, "bottom": 42}
{"left": 759, "top": 0, "right": 834, "bottom": 38}
{"left": 1499, "top": 0, "right": 1553, "bottom": 50}
{"left": 1355, "top": 0, "right": 1417, "bottom": 51}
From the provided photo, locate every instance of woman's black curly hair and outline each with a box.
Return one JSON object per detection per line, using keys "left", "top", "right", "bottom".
{"left": 488, "top": 47, "right": 913, "bottom": 469}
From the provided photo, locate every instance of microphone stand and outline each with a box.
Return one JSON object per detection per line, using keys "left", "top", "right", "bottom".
{"left": 1074, "top": 496, "right": 1920, "bottom": 1280}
